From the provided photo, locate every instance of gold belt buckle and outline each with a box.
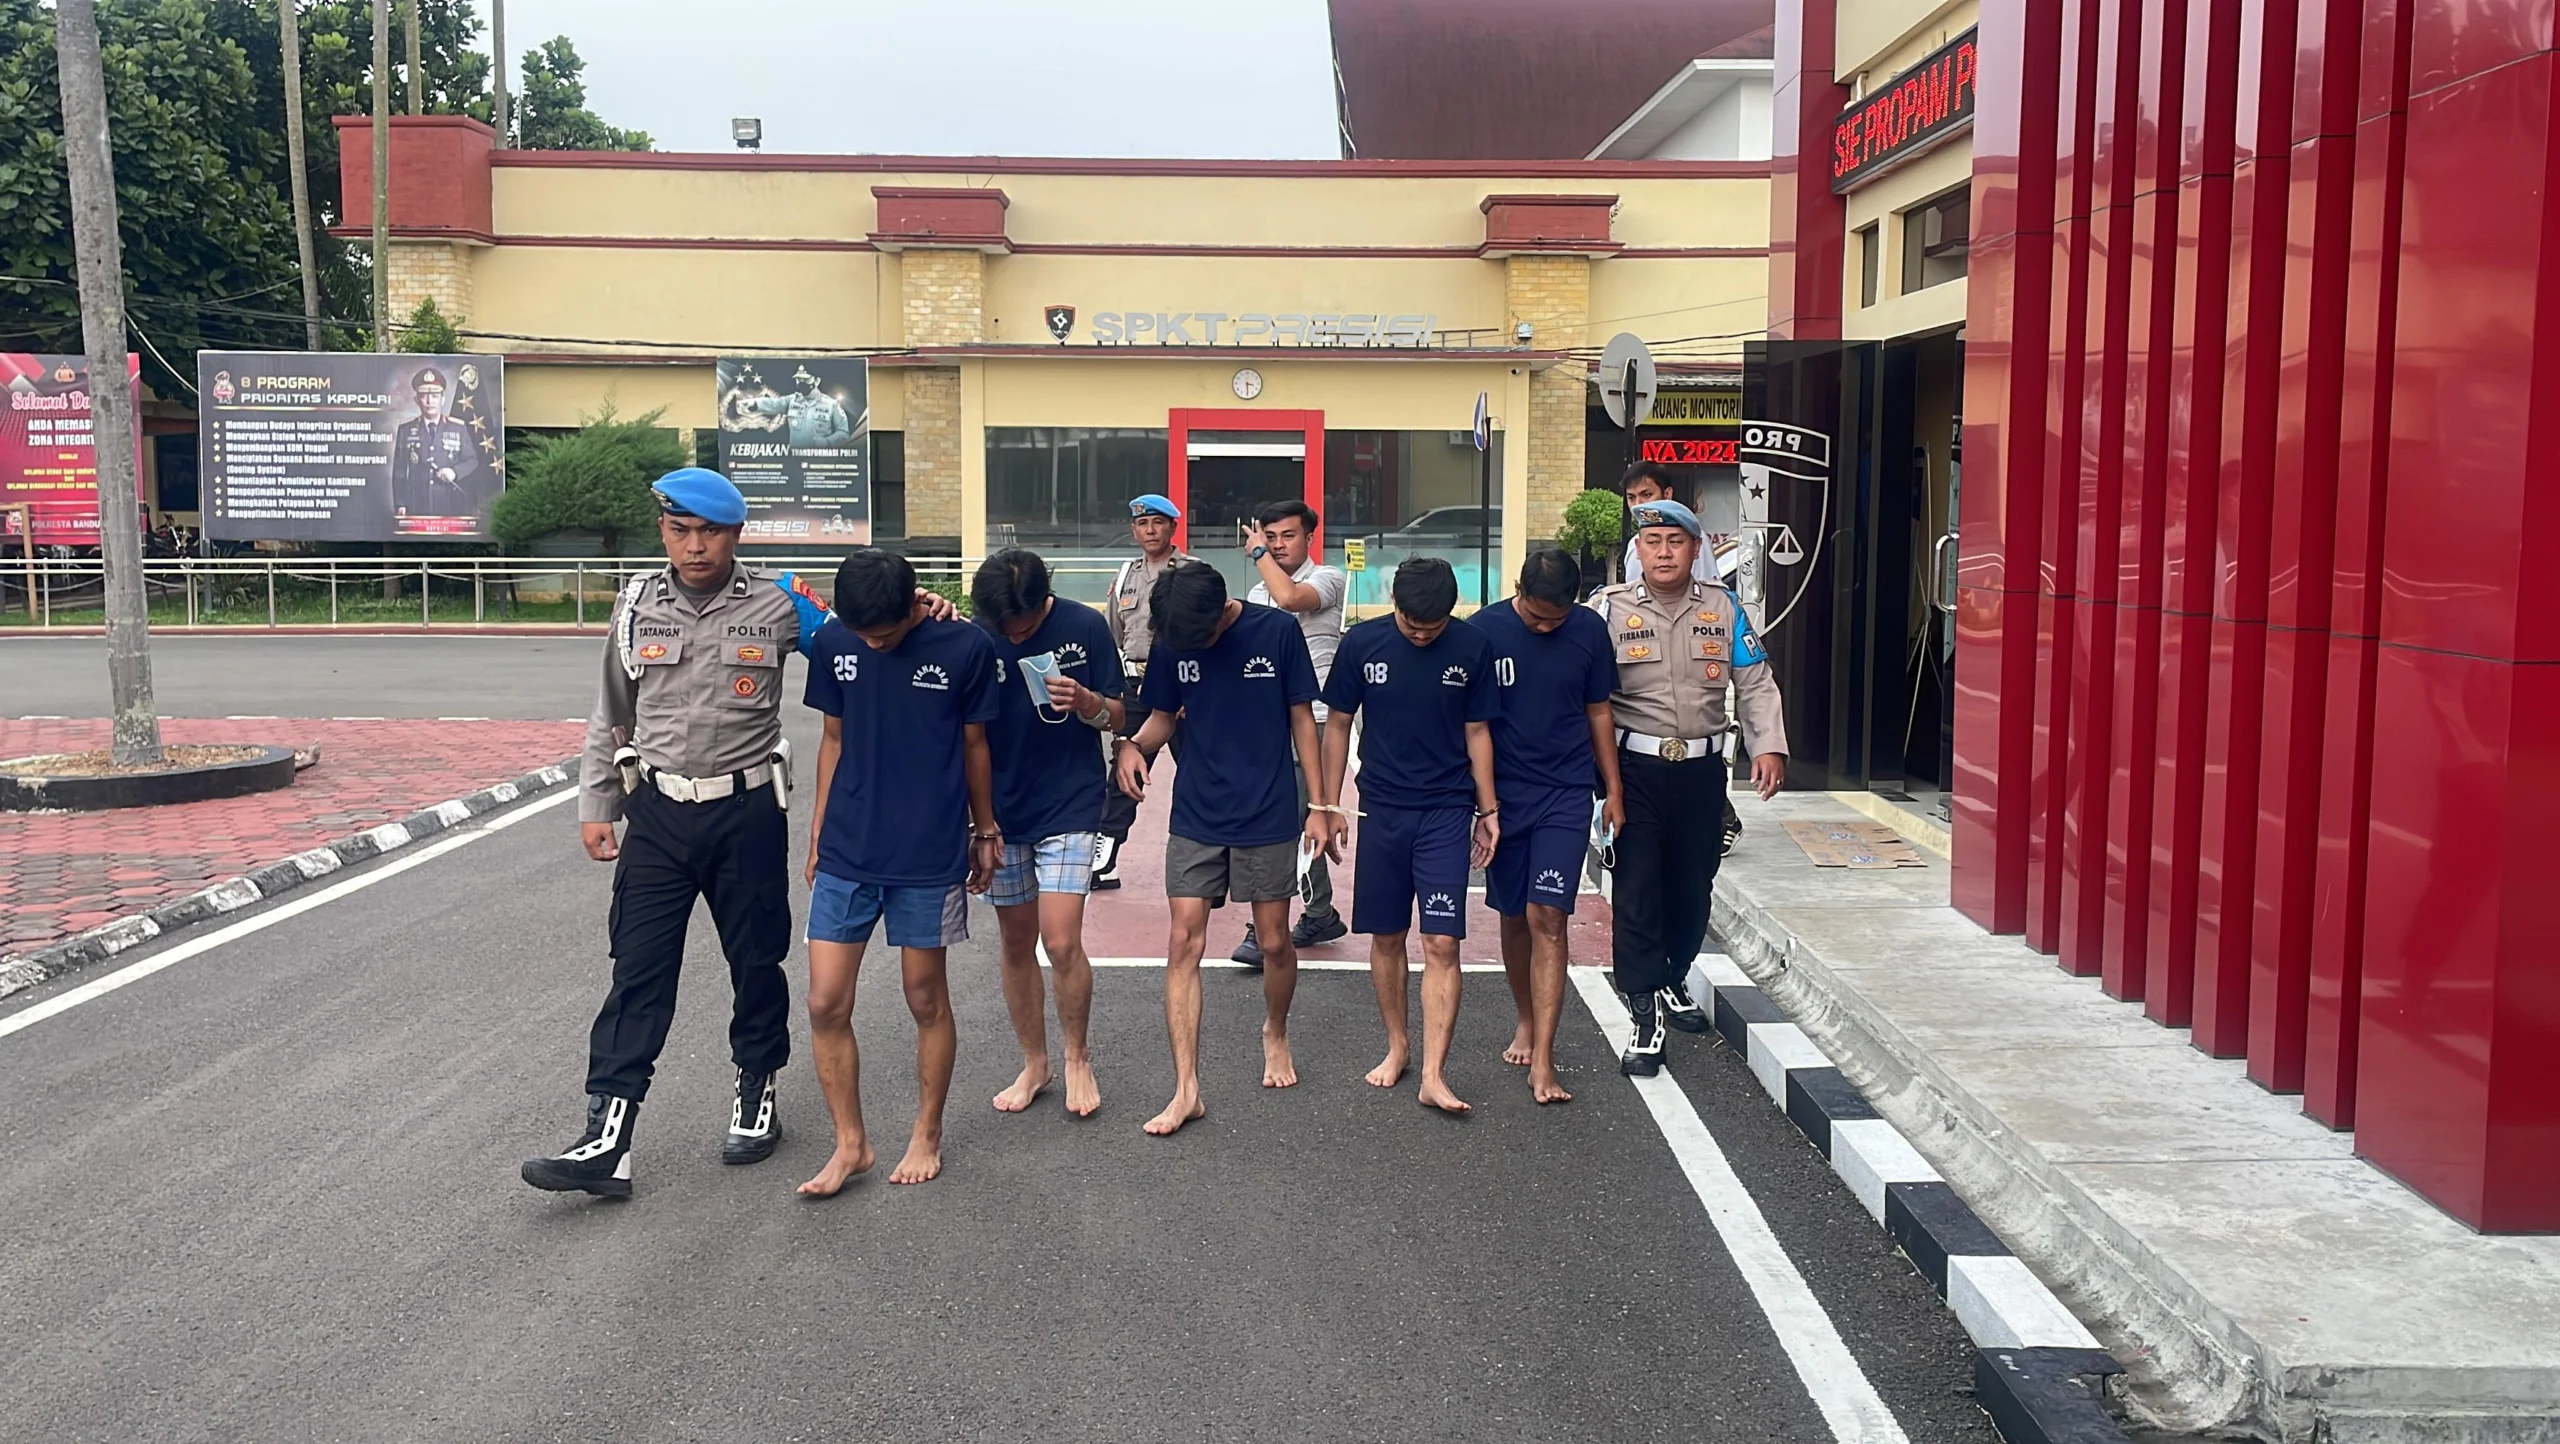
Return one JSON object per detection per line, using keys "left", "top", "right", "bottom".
{"left": 1658, "top": 736, "right": 1689, "bottom": 762}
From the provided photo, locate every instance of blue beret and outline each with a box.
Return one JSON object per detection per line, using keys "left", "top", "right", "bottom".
{"left": 1630, "top": 499, "right": 1703, "bottom": 539}
{"left": 652, "top": 467, "right": 748, "bottom": 526}
{"left": 1129, "top": 493, "right": 1181, "bottom": 520}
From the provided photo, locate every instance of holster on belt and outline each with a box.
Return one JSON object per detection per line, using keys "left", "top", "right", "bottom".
{"left": 770, "top": 737, "right": 794, "bottom": 811}
{"left": 610, "top": 726, "right": 642, "bottom": 795}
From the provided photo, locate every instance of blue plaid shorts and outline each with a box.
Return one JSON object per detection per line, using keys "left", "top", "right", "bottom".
{"left": 987, "top": 831, "right": 1098, "bottom": 908}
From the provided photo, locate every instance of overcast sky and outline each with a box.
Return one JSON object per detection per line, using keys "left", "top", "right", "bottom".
{"left": 479, "top": 0, "right": 1341, "bottom": 158}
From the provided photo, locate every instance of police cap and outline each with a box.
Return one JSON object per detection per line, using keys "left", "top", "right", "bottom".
{"left": 651, "top": 467, "right": 749, "bottom": 526}
{"left": 412, "top": 367, "right": 447, "bottom": 393}
{"left": 1630, "top": 499, "right": 1702, "bottom": 539}
{"left": 1129, "top": 493, "right": 1181, "bottom": 520}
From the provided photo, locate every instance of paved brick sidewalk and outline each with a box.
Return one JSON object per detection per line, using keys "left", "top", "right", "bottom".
{"left": 0, "top": 717, "right": 581, "bottom": 961}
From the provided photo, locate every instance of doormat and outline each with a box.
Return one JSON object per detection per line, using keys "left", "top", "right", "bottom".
{"left": 1782, "top": 819, "right": 1930, "bottom": 868}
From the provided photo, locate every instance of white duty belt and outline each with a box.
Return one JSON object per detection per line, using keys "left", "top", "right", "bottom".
{"left": 1617, "top": 728, "right": 1719, "bottom": 762}
{"left": 643, "top": 762, "right": 774, "bottom": 803}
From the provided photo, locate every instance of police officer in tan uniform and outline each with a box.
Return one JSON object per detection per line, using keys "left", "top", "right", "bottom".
{"left": 520, "top": 467, "right": 843, "bottom": 1197}
{"left": 1092, "top": 493, "right": 1193, "bottom": 889}
{"left": 1587, "top": 500, "right": 1787, "bottom": 1076}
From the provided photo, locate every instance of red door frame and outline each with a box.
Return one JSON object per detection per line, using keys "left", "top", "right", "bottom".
{"left": 1166, "top": 408, "right": 1326, "bottom": 556}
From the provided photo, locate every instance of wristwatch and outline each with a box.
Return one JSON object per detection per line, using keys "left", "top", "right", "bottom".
{"left": 1249, "top": 545, "right": 1269, "bottom": 561}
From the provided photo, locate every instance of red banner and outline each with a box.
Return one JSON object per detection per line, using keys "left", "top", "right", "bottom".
{"left": 0, "top": 353, "right": 141, "bottom": 546}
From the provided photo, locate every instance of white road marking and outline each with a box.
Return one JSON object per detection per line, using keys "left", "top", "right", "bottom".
{"left": 1569, "top": 967, "right": 1912, "bottom": 1444}
{"left": 0, "top": 787, "right": 578, "bottom": 1043}
{"left": 1068, "top": 954, "right": 1507, "bottom": 974}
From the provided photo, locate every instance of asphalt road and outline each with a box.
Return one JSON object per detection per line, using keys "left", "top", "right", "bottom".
{"left": 0, "top": 636, "right": 2002, "bottom": 1443}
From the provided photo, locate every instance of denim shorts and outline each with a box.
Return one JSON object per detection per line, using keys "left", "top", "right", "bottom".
{"left": 987, "top": 831, "right": 1098, "bottom": 908}
{"left": 808, "top": 871, "right": 969, "bottom": 949}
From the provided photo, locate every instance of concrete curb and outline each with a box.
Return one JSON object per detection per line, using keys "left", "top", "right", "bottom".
{"left": 0, "top": 758, "right": 578, "bottom": 1001}
{"left": 1685, "top": 951, "right": 2134, "bottom": 1444}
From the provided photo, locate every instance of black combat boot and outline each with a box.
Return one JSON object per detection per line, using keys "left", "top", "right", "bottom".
{"left": 1620, "top": 992, "right": 1666, "bottom": 1077}
{"left": 722, "top": 1069, "right": 780, "bottom": 1165}
{"left": 1657, "top": 978, "right": 1713, "bottom": 1034}
{"left": 521, "top": 1094, "right": 637, "bottom": 1198}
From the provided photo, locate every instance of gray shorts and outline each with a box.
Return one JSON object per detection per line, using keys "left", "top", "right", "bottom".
{"left": 1166, "top": 833, "right": 1298, "bottom": 906}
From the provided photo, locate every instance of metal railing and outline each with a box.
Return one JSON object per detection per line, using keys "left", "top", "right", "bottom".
{"left": 0, "top": 554, "right": 1126, "bottom": 630}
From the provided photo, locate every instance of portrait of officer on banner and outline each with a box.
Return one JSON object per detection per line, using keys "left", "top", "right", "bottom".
{"left": 388, "top": 362, "right": 501, "bottom": 531}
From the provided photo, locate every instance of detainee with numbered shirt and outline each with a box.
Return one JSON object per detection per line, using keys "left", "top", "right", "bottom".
{"left": 1113, "top": 563, "right": 1326, "bottom": 1136}
{"left": 1092, "top": 493, "right": 1194, "bottom": 890}
{"left": 1233, "top": 498, "right": 1350, "bottom": 965}
{"left": 1310, "top": 556, "right": 1502, "bottom": 1115}
{"left": 798, "top": 549, "right": 1002, "bottom": 1193}
{"left": 970, "top": 548, "right": 1125, "bottom": 1120}
{"left": 1472, "top": 549, "right": 1626, "bottom": 1105}
{"left": 1588, "top": 500, "right": 1787, "bottom": 1078}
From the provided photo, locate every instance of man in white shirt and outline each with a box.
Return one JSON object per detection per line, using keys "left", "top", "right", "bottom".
{"left": 1234, "top": 498, "right": 1348, "bottom": 966}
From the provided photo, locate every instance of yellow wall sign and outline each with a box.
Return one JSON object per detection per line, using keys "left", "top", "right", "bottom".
{"left": 1646, "top": 390, "right": 1743, "bottom": 424}
{"left": 1342, "top": 538, "right": 1367, "bottom": 572}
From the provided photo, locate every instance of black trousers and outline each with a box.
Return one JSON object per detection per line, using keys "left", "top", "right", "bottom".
{"left": 585, "top": 781, "right": 793, "bottom": 1101}
{"left": 1610, "top": 749, "right": 1730, "bottom": 999}
{"left": 1097, "top": 702, "right": 1181, "bottom": 844}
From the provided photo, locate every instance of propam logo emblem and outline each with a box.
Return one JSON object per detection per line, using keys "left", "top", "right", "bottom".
{"left": 732, "top": 675, "right": 758, "bottom": 698}
{"left": 1044, "top": 304, "right": 1076, "bottom": 342}
{"left": 1705, "top": 661, "right": 1724, "bottom": 681}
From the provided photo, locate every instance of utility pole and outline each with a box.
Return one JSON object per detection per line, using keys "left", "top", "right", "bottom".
{"left": 280, "top": 0, "right": 321, "bottom": 351}
{"left": 371, "top": 0, "right": 390, "bottom": 352}
{"left": 401, "top": 0, "right": 421, "bottom": 114}
{"left": 491, "top": 0, "right": 508, "bottom": 144}
{"left": 52, "top": 0, "right": 163, "bottom": 765}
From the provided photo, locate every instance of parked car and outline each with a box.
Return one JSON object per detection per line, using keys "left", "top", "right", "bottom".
{"left": 1383, "top": 506, "right": 1503, "bottom": 547}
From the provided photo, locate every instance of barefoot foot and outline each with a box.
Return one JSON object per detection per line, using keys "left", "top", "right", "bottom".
{"left": 1417, "top": 1075, "right": 1473, "bottom": 1114}
{"left": 1063, "top": 1056, "right": 1101, "bottom": 1118}
{"left": 1502, "top": 1026, "right": 1533, "bottom": 1066}
{"left": 1531, "top": 1068, "right": 1574, "bottom": 1105}
{"left": 1262, "top": 1026, "right": 1299, "bottom": 1089}
{"left": 1363, "top": 1049, "right": 1409, "bottom": 1088}
{"left": 993, "top": 1062, "right": 1052, "bottom": 1113}
{"left": 796, "top": 1140, "right": 876, "bottom": 1197}
{"left": 888, "top": 1130, "right": 943, "bottom": 1184}
{"left": 1143, "top": 1092, "right": 1205, "bottom": 1136}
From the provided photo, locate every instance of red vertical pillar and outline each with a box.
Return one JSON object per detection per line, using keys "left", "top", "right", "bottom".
{"left": 2102, "top": 0, "right": 2191, "bottom": 1001}
{"left": 2244, "top": 0, "right": 2363, "bottom": 1091}
{"left": 2302, "top": 0, "right": 2413, "bottom": 1130}
{"left": 2024, "top": 0, "right": 2102, "bottom": 955}
{"left": 2145, "top": 0, "right": 2242, "bottom": 1027}
{"left": 1769, "top": 0, "right": 1847, "bottom": 342}
{"left": 2356, "top": 4, "right": 2560, "bottom": 1231}
{"left": 2190, "top": 0, "right": 2299, "bottom": 1058}
{"left": 1953, "top": 0, "right": 2068, "bottom": 933}
{"left": 2059, "top": 0, "right": 2148, "bottom": 977}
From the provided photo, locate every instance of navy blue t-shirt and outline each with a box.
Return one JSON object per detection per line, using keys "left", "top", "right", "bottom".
{"left": 1140, "top": 603, "right": 1319, "bottom": 847}
{"left": 1472, "top": 598, "right": 1617, "bottom": 802}
{"left": 981, "top": 597, "right": 1125, "bottom": 842}
{"left": 802, "top": 616, "right": 999, "bottom": 886}
{"left": 1319, "top": 616, "right": 1503, "bottom": 811}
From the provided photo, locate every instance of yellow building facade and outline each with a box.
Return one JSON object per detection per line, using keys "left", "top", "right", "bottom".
{"left": 341, "top": 122, "right": 1766, "bottom": 593}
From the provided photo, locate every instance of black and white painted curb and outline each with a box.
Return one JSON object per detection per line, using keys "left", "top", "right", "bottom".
{"left": 0, "top": 759, "right": 577, "bottom": 1002}
{"left": 1686, "top": 951, "right": 2132, "bottom": 1444}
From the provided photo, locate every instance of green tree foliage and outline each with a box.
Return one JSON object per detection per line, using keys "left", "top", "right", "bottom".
{"left": 1555, "top": 488, "right": 1626, "bottom": 560}
{"left": 492, "top": 405, "right": 684, "bottom": 553}
{"left": 0, "top": 0, "right": 304, "bottom": 392}
{"left": 0, "top": 2, "right": 647, "bottom": 393}
{"left": 515, "top": 36, "right": 649, "bottom": 151}
{"left": 395, "top": 295, "right": 460, "bottom": 352}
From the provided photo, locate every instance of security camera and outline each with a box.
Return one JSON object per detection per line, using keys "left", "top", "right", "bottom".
{"left": 1514, "top": 321, "right": 1534, "bottom": 345}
